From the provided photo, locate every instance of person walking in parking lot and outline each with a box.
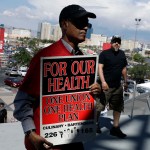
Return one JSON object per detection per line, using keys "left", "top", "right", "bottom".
{"left": 98, "top": 36, "right": 128, "bottom": 138}
{"left": 13, "top": 4, "right": 101, "bottom": 150}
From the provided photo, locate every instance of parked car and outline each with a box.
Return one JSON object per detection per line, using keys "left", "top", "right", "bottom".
{"left": 18, "top": 69, "right": 27, "bottom": 77}
{"left": 5, "top": 68, "right": 11, "bottom": 75}
{"left": 144, "top": 79, "right": 150, "bottom": 83}
{"left": 136, "top": 87, "right": 149, "bottom": 94}
{"left": 5, "top": 68, "right": 19, "bottom": 76}
{"left": 124, "top": 82, "right": 134, "bottom": 93}
{"left": 18, "top": 66, "right": 28, "bottom": 77}
{"left": 125, "top": 87, "right": 134, "bottom": 93}
{"left": 4, "top": 77, "right": 23, "bottom": 88}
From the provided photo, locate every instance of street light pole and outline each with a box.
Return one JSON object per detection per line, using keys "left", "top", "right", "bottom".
{"left": 132, "top": 18, "right": 141, "bottom": 63}
{"left": 133, "top": 18, "right": 141, "bottom": 51}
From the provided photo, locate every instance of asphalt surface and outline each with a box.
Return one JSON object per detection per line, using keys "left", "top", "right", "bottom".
{"left": 0, "top": 67, "right": 150, "bottom": 150}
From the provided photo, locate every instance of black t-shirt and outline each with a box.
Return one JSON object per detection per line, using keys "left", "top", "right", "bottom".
{"left": 99, "top": 48, "right": 127, "bottom": 88}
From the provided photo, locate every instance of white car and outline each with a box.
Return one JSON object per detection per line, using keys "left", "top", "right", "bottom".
{"left": 144, "top": 79, "right": 150, "bottom": 83}
{"left": 18, "top": 69, "right": 27, "bottom": 77}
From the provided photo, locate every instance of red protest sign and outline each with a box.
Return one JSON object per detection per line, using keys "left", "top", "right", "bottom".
{"left": 40, "top": 55, "right": 98, "bottom": 145}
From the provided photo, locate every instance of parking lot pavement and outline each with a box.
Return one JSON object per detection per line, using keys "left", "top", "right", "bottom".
{"left": 0, "top": 122, "right": 25, "bottom": 150}
{"left": 0, "top": 86, "right": 150, "bottom": 150}
{"left": 0, "top": 87, "right": 13, "bottom": 96}
{"left": 0, "top": 87, "right": 17, "bottom": 123}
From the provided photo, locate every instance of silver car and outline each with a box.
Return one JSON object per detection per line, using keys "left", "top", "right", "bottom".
{"left": 5, "top": 68, "right": 19, "bottom": 76}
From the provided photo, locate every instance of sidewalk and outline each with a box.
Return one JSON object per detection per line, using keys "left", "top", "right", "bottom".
{"left": 84, "top": 115, "right": 150, "bottom": 150}
{"left": 0, "top": 122, "right": 25, "bottom": 150}
{"left": 0, "top": 87, "right": 150, "bottom": 150}
{"left": 0, "top": 87, "right": 17, "bottom": 122}
{"left": 0, "top": 115, "right": 149, "bottom": 150}
{"left": 84, "top": 92, "right": 150, "bottom": 150}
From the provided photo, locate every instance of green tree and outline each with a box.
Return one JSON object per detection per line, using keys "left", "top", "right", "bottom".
{"left": 13, "top": 37, "right": 54, "bottom": 67}
{"left": 28, "top": 38, "right": 40, "bottom": 56}
{"left": 128, "top": 63, "right": 150, "bottom": 82}
{"left": 133, "top": 53, "right": 145, "bottom": 63}
{"left": 13, "top": 47, "right": 32, "bottom": 67}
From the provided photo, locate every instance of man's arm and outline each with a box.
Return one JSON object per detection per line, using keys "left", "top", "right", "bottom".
{"left": 98, "top": 64, "right": 105, "bottom": 83}
{"left": 98, "top": 64, "right": 109, "bottom": 90}
{"left": 13, "top": 90, "right": 53, "bottom": 149}
{"left": 13, "top": 90, "right": 36, "bottom": 132}
{"left": 122, "top": 67, "right": 127, "bottom": 83}
{"left": 122, "top": 67, "right": 128, "bottom": 90}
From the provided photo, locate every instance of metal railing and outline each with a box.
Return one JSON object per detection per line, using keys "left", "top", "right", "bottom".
{"left": 124, "top": 80, "right": 150, "bottom": 118}
{"left": 0, "top": 102, "right": 14, "bottom": 112}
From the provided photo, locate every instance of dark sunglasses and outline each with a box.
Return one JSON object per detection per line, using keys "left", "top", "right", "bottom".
{"left": 69, "top": 18, "right": 92, "bottom": 29}
{"left": 112, "top": 39, "right": 121, "bottom": 44}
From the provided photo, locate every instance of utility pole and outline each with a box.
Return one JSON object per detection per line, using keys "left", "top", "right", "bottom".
{"left": 132, "top": 18, "right": 141, "bottom": 63}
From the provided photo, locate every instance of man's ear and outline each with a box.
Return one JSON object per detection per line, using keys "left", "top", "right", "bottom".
{"left": 61, "top": 20, "right": 68, "bottom": 29}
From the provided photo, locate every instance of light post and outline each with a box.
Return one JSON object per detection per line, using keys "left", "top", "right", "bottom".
{"left": 132, "top": 18, "right": 141, "bottom": 63}
{"left": 133, "top": 18, "right": 141, "bottom": 51}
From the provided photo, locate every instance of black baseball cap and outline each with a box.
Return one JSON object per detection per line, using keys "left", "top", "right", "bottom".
{"left": 59, "top": 4, "right": 96, "bottom": 25}
{"left": 111, "top": 36, "right": 121, "bottom": 44}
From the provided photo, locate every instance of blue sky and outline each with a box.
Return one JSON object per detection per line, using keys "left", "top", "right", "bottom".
{"left": 0, "top": 0, "right": 150, "bottom": 44}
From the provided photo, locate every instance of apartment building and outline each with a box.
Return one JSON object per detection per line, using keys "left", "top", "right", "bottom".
{"left": 38, "top": 22, "right": 62, "bottom": 41}
{"left": 9, "top": 28, "right": 31, "bottom": 39}
{"left": 51, "top": 24, "right": 62, "bottom": 41}
{"left": 38, "top": 22, "right": 51, "bottom": 40}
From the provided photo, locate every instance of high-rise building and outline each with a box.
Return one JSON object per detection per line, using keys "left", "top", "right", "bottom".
{"left": 51, "top": 24, "right": 62, "bottom": 41}
{"left": 38, "top": 22, "right": 62, "bottom": 41}
{"left": 38, "top": 22, "right": 51, "bottom": 40}
{"left": 86, "top": 23, "right": 93, "bottom": 39}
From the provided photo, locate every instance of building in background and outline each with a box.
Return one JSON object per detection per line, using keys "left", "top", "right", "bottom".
{"left": 0, "top": 24, "right": 8, "bottom": 67}
{"left": 38, "top": 22, "right": 51, "bottom": 40}
{"left": 51, "top": 24, "right": 62, "bottom": 41}
{"left": 141, "top": 44, "right": 150, "bottom": 57}
{"left": 86, "top": 23, "right": 93, "bottom": 39}
{"left": 9, "top": 28, "right": 31, "bottom": 39}
{"left": 38, "top": 22, "right": 62, "bottom": 41}
{"left": 81, "top": 34, "right": 107, "bottom": 48}
{"left": 2, "top": 21, "right": 149, "bottom": 60}
{"left": 0, "top": 24, "right": 5, "bottom": 53}
{"left": 121, "top": 40, "right": 136, "bottom": 51}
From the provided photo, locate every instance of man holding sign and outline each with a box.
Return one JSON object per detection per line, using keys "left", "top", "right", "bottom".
{"left": 13, "top": 4, "right": 100, "bottom": 150}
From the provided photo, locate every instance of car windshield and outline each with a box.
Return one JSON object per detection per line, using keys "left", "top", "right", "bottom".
{"left": 10, "top": 78, "right": 21, "bottom": 82}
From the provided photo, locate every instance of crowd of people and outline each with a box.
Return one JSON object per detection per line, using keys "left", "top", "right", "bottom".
{"left": 11, "top": 4, "right": 128, "bottom": 150}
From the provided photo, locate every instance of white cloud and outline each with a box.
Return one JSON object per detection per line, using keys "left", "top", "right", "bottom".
{"left": 25, "top": 0, "right": 150, "bottom": 31}
{"left": 0, "top": 0, "right": 150, "bottom": 42}
{"left": 3, "top": 10, "right": 16, "bottom": 17}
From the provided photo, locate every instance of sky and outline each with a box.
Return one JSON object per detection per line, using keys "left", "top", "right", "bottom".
{"left": 0, "top": 0, "right": 150, "bottom": 44}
